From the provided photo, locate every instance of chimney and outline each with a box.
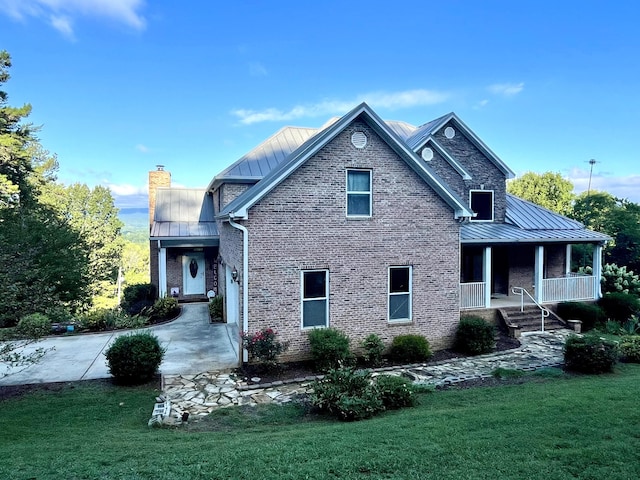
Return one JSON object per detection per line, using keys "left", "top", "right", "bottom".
{"left": 149, "top": 165, "right": 171, "bottom": 230}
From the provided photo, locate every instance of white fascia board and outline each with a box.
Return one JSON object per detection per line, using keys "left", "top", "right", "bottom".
{"left": 428, "top": 138, "right": 472, "bottom": 180}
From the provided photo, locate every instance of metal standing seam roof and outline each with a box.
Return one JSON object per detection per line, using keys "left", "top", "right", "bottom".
{"left": 150, "top": 188, "right": 218, "bottom": 239}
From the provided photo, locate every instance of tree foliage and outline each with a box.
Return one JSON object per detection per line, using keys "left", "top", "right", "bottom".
{"left": 507, "top": 171, "right": 575, "bottom": 215}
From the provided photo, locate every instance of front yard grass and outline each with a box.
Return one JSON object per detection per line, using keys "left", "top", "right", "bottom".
{"left": 2, "top": 365, "right": 640, "bottom": 479}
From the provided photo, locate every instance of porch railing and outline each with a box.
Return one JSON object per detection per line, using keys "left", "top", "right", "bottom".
{"left": 512, "top": 286, "right": 550, "bottom": 332}
{"left": 460, "top": 282, "right": 485, "bottom": 309}
{"left": 541, "top": 275, "right": 596, "bottom": 303}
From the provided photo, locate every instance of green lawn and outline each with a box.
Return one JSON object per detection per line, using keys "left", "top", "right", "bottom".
{"left": 2, "top": 366, "right": 640, "bottom": 480}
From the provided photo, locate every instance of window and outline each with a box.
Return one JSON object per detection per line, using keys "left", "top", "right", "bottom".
{"left": 301, "top": 270, "right": 328, "bottom": 328}
{"left": 346, "top": 169, "right": 372, "bottom": 217}
{"left": 389, "top": 266, "right": 412, "bottom": 322}
{"left": 470, "top": 190, "right": 494, "bottom": 221}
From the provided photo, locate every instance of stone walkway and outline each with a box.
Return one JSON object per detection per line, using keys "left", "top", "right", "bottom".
{"left": 157, "top": 329, "right": 572, "bottom": 424}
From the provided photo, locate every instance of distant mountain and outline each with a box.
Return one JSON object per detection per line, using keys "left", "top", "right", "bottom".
{"left": 119, "top": 207, "right": 149, "bottom": 234}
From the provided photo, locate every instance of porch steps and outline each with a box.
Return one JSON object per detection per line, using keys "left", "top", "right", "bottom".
{"left": 499, "top": 305, "right": 567, "bottom": 334}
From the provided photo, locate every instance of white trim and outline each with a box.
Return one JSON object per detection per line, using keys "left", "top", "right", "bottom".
{"left": 469, "top": 189, "right": 495, "bottom": 222}
{"left": 346, "top": 168, "right": 372, "bottom": 218}
{"left": 565, "top": 244, "right": 572, "bottom": 276}
{"left": 388, "top": 266, "right": 412, "bottom": 323}
{"left": 428, "top": 138, "right": 472, "bottom": 180}
{"left": 483, "top": 247, "right": 492, "bottom": 308}
{"left": 158, "top": 244, "right": 167, "bottom": 297}
{"left": 593, "top": 244, "right": 603, "bottom": 298}
{"left": 534, "top": 245, "right": 544, "bottom": 302}
{"left": 228, "top": 217, "right": 249, "bottom": 364}
{"left": 301, "top": 269, "right": 329, "bottom": 329}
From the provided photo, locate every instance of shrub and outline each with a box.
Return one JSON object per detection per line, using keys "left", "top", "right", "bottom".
{"left": 374, "top": 374, "right": 417, "bottom": 409}
{"left": 209, "top": 295, "right": 223, "bottom": 321}
{"left": 598, "top": 292, "right": 640, "bottom": 323}
{"left": 17, "top": 313, "right": 50, "bottom": 339}
{"left": 563, "top": 334, "right": 619, "bottom": 374}
{"left": 241, "top": 328, "right": 289, "bottom": 369}
{"left": 454, "top": 316, "right": 495, "bottom": 355}
{"left": 150, "top": 296, "right": 180, "bottom": 321}
{"left": 121, "top": 283, "right": 156, "bottom": 316}
{"left": 360, "top": 334, "right": 385, "bottom": 367}
{"left": 105, "top": 332, "right": 165, "bottom": 384}
{"left": 80, "top": 309, "right": 147, "bottom": 331}
{"left": 557, "top": 301, "right": 606, "bottom": 331}
{"left": 308, "top": 328, "right": 352, "bottom": 372}
{"left": 311, "top": 367, "right": 382, "bottom": 421}
{"left": 619, "top": 336, "right": 640, "bottom": 363}
{"left": 600, "top": 263, "right": 640, "bottom": 296}
{"left": 388, "top": 334, "right": 432, "bottom": 363}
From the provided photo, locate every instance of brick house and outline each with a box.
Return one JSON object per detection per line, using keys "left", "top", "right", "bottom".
{"left": 149, "top": 103, "right": 609, "bottom": 362}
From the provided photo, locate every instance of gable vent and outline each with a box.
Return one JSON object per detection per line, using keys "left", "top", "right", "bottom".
{"left": 351, "top": 131, "right": 367, "bottom": 149}
{"left": 421, "top": 147, "right": 434, "bottom": 161}
{"left": 444, "top": 126, "right": 456, "bottom": 139}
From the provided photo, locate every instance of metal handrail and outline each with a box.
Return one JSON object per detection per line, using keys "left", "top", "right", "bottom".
{"left": 511, "top": 286, "right": 550, "bottom": 332}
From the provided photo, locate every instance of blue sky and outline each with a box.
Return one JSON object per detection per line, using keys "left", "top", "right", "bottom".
{"left": 1, "top": 0, "right": 639, "bottom": 209}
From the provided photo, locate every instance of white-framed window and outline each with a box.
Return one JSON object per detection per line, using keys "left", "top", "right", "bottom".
{"left": 346, "top": 169, "right": 372, "bottom": 217}
{"left": 388, "top": 266, "right": 412, "bottom": 322}
{"left": 470, "top": 190, "right": 494, "bottom": 222}
{"left": 301, "top": 270, "right": 329, "bottom": 329}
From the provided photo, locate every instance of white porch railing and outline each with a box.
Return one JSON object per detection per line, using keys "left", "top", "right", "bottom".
{"left": 460, "top": 282, "right": 485, "bottom": 309}
{"left": 541, "top": 275, "right": 596, "bottom": 303}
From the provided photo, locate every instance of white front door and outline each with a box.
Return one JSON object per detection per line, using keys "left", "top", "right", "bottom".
{"left": 183, "top": 253, "right": 205, "bottom": 295}
{"left": 226, "top": 265, "right": 239, "bottom": 325}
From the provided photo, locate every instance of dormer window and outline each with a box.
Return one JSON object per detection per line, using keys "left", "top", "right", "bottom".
{"left": 470, "top": 190, "right": 494, "bottom": 222}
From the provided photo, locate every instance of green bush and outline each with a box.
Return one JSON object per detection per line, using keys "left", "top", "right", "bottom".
{"left": 80, "top": 309, "right": 147, "bottom": 331}
{"left": 360, "top": 334, "right": 385, "bottom": 367}
{"left": 600, "top": 263, "right": 640, "bottom": 296}
{"left": 563, "top": 334, "right": 619, "bottom": 374}
{"left": 388, "top": 334, "right": 432, "bottom": 363}
{"left": 557, "top": 302, "right": 606, "bottom": 331}
{"left": 241, "top": 328, "right": 289, "bottom": 369}
{"left": 598, "top": 292, "right": 640, "bottom": 323}
{"left": 150, "top": 296, "right": 180, "bottom": 321}
{"left": 121, "top": 283, "right": 156, "bottom": 316}
{"left": 209, "top": 295, "right": 223, "bottom": 321}
{"left": 105, "top": 332, "right": 165, "bottom": 384}
{"left": 454, "top": 316, "right": 495, "bottom": 355}
{"left": 619, "top": 336, "right": 640, "bottom": 363}
{"left": 311, "top": 367, "right": 382, "bottom": 421}
{"left": 17, "top": 313, "right": 50, "bottom": 339}
{"left": 308, "top": 328, "right": 352, "bottom": 372}
{"left": 374, "top": 375, "right": 417, "bottom": 409}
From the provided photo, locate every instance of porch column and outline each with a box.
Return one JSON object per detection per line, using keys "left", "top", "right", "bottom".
{"left": 534, "top": 245, "right": 544, "bottom": 302}
{"left": 158, "top": 246, "right": 167, "bottom": 298}
{"left": 565, "top": 244, "right": 572, "bottom": 275}
{"left": 483, "top": 246, "right": 492, "bottom": 308}
{"left": 592, "top": 243, "right": 603, "bottom": 299}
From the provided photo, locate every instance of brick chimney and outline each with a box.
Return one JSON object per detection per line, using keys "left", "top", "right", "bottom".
{"left": 149, "top": 165, "right": 171, "bottom": 230}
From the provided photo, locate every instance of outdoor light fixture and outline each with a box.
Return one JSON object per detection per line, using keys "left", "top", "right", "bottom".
{"left": 231, "top": 267, "right": 239, "bottom": 283}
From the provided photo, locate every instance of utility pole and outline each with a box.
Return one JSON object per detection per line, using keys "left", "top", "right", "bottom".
{"left": 587, "top": 159, "right": 597, "bottom": 196}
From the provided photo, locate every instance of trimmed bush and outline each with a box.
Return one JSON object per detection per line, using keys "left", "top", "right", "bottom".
{"left": 150, "top": 296, "right": 180, "bottom": 322}
{"left": 105, "top": 332, "right": 165, "bottom": 384}
{"left": 619, "top": 336, "right": 640, "bottom": 363}
{"left": 598, "top": 292, "right": 640, "bottom": 323}
{"left": 121, "top": 283, "right": 156, "bottom": 316}
{"left": 17, "top": 313, "right": 50, "bottom": 339}
{"left": 311, "top": 367, "right": 382, "bottom": 421}
{"left": 563, "top": 334, "right": 619, "bottom": 374}
{"left": 308, "top": 328, "right": 352, "bottom": 372}
{"left": 79, "top": 309, "right": 147, "bottom": 332}
{"left": 374, "top": 375, "right": 417, "bottom": 409}
{"left": 388, "top": 334, "right": 432, "bottom": 363}
{"left": 360, "top": 334, "right": 385, "bottom": 367}
{"left": 241, "top": 328, "right": 289, "bottom": 369}
{"left": 557, "top": 302, "right": 606, "bottom": 331}
{"left": 454, "top": 316, "right": 495, "bottom": 355}
{"left": 209, "top": 295, "right": 223, "bottom": 321}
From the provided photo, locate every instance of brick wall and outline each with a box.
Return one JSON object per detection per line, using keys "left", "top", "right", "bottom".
{"left": 509, "top": 245, "right": 535, "bottom": 293}
{"left": 235, "top": 119, "right": 461, "bottom": 359}
{"left": 545, "top": 245, "right": 567, "bottom": 278}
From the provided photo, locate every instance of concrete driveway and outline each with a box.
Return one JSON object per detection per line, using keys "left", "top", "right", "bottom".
{"left": 0, "top": 303, "right": 240, "bottom": 386}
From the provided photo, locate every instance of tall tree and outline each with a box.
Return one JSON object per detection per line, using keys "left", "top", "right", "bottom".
{"left": 507, "top": 171, "right": 575, "bottom": 216}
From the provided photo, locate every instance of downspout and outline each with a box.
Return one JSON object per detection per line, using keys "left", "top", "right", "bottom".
{"left": 228, "top": 215, "right": 249, "bottom": 362}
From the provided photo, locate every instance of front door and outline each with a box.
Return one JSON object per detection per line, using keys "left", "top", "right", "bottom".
{"left": 183, "top": 253, "right": 205, "bottom": 295}
{"left": 492, "top": 247, "right": 509, "bottom": 296}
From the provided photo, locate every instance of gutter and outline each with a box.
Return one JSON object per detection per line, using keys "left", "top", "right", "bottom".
{"left": 228, "top": 214, "right": 249, "bottom": 362}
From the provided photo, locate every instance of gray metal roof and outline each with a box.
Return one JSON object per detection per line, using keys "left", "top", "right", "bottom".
{"left": 218, "top": 102, "right": 473, "bottom": 220}
{"left": 405, "top": 114, "right": 450, "bottom": 149}
{"left": 151, "top": 188, "right": 218, "bottom": 240}
{"left": 461, "top": 194, "right": 611, "bottom": 244}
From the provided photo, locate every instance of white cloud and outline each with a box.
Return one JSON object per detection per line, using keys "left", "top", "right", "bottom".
{"left": 249, "top": 62, "right": 268, "bottom": 77}
{"left": 488, "top": 82, "right": 524, "bottom": 97}
{"left": 231, "top": 89, "right": 450, "bottom": 125}
{"left": 0, "top": 0, "right": 146, "bottom": 36}
{"left": 474, "top": 99, "right": 490, "bottom": 109}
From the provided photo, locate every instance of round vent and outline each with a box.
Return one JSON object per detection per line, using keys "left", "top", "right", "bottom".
{"left": 444, "top": 126, "right": 456, "bottom": 139}
{"left": 351, "top": 131, "right": 367, "bottom": 149}
{"left": 421, "top": 147, "right": 434, "bottom": 161}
